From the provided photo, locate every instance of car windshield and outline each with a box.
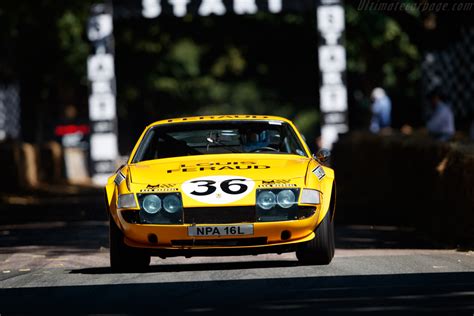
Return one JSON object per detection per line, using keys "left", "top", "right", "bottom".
{"left": 132, "top": 120, "right": 307, "bottom": 163}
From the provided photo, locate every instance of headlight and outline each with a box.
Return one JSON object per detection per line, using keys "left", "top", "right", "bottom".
{"left": 142, "top": 195, "right": 162, "bottom": 214}
{"left": 256, "top": 191, "right": 276, "bottom": 210}
{"left": 117, "top": 194, "right": 137, "bottom": 209}
{"left": 163, "top": 195, "right": 182, "bottom": 213}
{"left": 277, "top": 190, "right": 296, "bottom": 208}
{"left": 138, "top": 193, "right": 183, "bottom": 224}
{"left": 300, "top": 189, "right": 321, "bottom": 205}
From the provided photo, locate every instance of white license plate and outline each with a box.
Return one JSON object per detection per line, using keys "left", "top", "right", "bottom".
{"left": 188, "top": 225, "right": 254, "bottom": 237}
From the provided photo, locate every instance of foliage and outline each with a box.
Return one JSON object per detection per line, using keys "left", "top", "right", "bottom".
{"left": 0, "top": 0, "right": 427, "bottom": 148}
{"left": 345, "top": 3, "right": 422, "bottom": 128}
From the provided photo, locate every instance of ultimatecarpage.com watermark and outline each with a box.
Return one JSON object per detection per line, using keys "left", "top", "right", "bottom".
{"left": 357, "top": 1, "right": 474, "bottom": 12}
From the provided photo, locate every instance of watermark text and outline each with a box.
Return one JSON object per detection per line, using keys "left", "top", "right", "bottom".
{"left": 357, "top": 1, "right": 474, "bottom": 12}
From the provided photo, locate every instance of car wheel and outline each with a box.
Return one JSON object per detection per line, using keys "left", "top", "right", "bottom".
{"left": 109, "top": 216, "right": 150, "bottom": 272}
{"left": 296, "top": 211, "right": 335, "bottom": 265}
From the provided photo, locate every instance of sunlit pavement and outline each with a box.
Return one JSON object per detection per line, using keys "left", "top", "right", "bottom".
{"left": 0, "top": 221, "right": 473, "bottom": 314}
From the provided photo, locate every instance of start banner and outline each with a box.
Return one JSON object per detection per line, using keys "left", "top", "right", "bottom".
{"left": 113, "top": 0, "right": 315, "bottom": 18}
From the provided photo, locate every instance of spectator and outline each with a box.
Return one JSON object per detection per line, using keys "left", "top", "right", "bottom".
{"left": 369, "top": 87, "right": 392, "bottom": 133}
{"left": 426, "top": 89, "right": 455, "bottom": 141}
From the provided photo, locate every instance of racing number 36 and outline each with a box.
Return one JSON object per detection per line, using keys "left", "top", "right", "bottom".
{"left": 190, "top": 179, "right": 248, "bottom": 196}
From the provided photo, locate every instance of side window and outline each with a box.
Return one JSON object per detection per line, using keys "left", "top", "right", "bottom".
{"left": 141, "top": 135, "right": 160, "bottom": 161}
{"left": 283, "top": 126, "right": 305, "bottom": 155}
{"left": 132, "top": 129, "right": 155, "bottom": 163}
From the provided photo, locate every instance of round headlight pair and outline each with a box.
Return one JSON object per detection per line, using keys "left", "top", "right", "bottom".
{"left": 257, "top": 190, "right": 296, "bottom": 210}
{"left": 142, "top": 195, "right": 182, "bottom": 214}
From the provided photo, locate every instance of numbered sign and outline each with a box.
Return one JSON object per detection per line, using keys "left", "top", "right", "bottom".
{"left": 182, "top": 176, "right": 255, "bottom": 204}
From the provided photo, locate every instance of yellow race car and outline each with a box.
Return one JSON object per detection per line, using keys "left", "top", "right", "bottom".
{"left": 105, "top": 115, "right": 336, "bottom": 271}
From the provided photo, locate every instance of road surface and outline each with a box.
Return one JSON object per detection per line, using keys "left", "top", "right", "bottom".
{"left": 0, "top": 221, "right": 473, "bottom": 314}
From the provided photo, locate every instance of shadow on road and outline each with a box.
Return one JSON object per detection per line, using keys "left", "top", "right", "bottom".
{"left": 1, "top": 272, "right": 473, "bottom": 314}
{"left": 335, "top": 225, "right": 444, "bottom": 249}
{"left": 0, "top": 221, "right": 108, "bottom": 255}
{"left": 71, "top": 260, "right": 299, "bottom": 274}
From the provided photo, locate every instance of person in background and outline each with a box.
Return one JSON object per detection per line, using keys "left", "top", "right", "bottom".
{"left": 425, "top": 89, "right": 455, "bottom": 141}
{"left": 369, "top": 87, "right": 392, "bottom": 134}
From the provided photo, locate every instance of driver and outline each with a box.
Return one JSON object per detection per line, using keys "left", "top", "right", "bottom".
{"left": 243, "top": 131, "right": 269, "bottom": 152}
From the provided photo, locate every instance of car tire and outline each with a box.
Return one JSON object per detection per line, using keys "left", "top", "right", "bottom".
{"left": 109, "top": 216, "right": 150, "bottom": 272}
{"left": 296, "top": 211, "right": 335, "bottom": 265}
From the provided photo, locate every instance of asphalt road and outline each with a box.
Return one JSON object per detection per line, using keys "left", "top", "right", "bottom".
{"left": 0, "top": 221, "right": 473, "bottom": 315}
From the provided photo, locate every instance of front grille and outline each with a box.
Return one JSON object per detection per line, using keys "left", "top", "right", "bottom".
{"left": 171, "top": 237, "right": 267, "bottom": 247}
{"left": 257, "top": 206, "right": 316, "bottom": 222}
{"left": 183, "top": 207, "right": 256, "bottom": 224}
{"left": 121, "top": 206, "right": 317, "bottom": 224}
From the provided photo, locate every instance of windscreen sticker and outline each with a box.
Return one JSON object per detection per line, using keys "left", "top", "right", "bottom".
{"left": 181, "top": 176, "right": 255, "bottom": 204}
{"left": 258, "top": 179, "right": 297, "bottom": 188}
{"left": 146, "top": 183, "right": 176, "bottom": 189}
{"left": 167, "top": 161, "right": 270, "bottom": 173}
{"left": 140, "top": 188, "right": 179, "bottom": 193}
{"left": 268, "top": 121, "right": 282, "bottom": 125}
{"left": 312, "top": 166, "right": 326, "bottom": 180}
{"left": 140, "top": 183, "right": 178, "bottom": 193}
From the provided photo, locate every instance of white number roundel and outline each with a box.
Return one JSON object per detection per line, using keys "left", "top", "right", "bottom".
{"left": 181, "top": 176, "right": 255, "bottom": 204}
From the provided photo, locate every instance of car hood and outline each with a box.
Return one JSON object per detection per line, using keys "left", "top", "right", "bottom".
{"left": 129, "top": 154, "right": 309, "bottom": 184}
{"left": 128, "top": 154, "right": 311, "bottom": 207}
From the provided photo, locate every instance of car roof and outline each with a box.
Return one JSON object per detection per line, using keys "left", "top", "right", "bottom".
{"left": 147, "top": 115, "right": 292, "bottom": 128}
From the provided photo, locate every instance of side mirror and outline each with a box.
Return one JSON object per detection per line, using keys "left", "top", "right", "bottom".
{"left": 314, "top": 148, "right": 331, "bottom": 163}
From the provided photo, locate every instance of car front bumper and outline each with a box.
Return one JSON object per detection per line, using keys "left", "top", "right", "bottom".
{"left": 115, "top": 209, "right": 320, "bottom": 251}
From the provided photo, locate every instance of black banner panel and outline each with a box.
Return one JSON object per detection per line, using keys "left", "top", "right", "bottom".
{"left": 113, "top": 0, "right": 315, "bottom": 19}
{"left": 87, "top": 0, "right": 348, "bottom": 184}
{"left": 317, "top": 0, "right": 348, "bottom": 148}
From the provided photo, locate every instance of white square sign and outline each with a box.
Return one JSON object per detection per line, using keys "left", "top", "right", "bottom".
{"left": 317, "top": 6, "right": 345, "bottom": 34}
{"left": 320, "top": 85, "right": 348, "bottom": 112}
{"left": 89, "top": 93, "right": 116, "bottom": 121}
{"left": 87, "top": 54, "right": 115, "bottom": 82}
{"left": 321, "top": 125, "right": 339, "bottom": 150}
{"left": 87, "top": 14, "right": 113, "bottom": 41}
{"left": 90, "top": 133, "right": 118, "bottom": 161}
{"left": 319, "top": 45, "right": 346, "bottom": 73}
